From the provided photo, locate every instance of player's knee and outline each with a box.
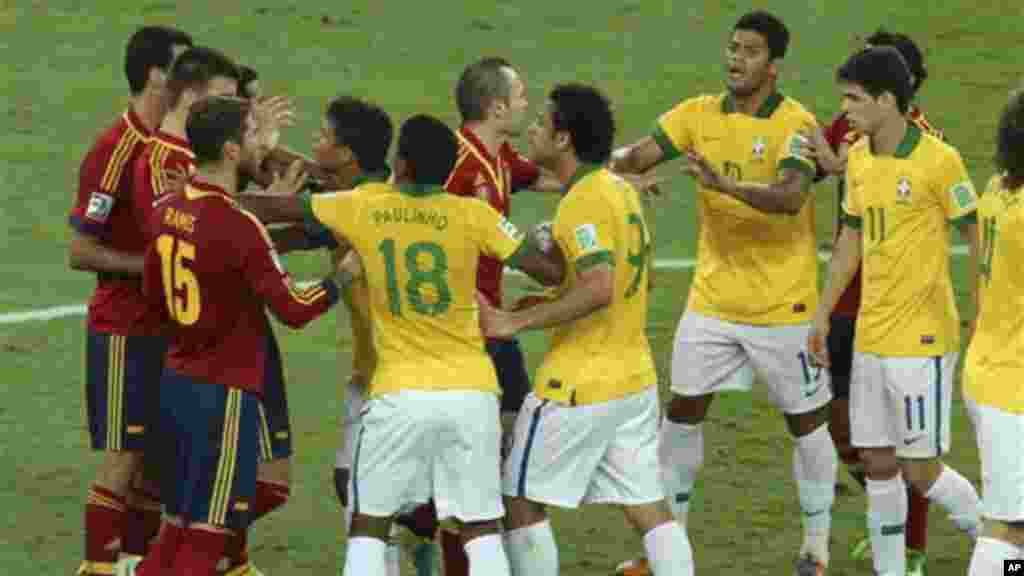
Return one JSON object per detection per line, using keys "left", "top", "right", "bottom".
{"left": 900, "top": 458, "right": 943, "bottom": 493}
{"left": 97, "top": 451, "right": 143, "bottom": 492}
{"left": 982, "top": 519, "right": 1024, "bottom": 548}
{"left": 257, "top": 457, "right": 291, "bottom": 485}
{"left": 859, "top": 449, "right": 900, "bottom": 480}
{"left": 785, "top": 402, "right": 830, "bottom": 437}
{"left": 665, "top": 393, "right": 712, "bottom": 425}
{"left": 504, "top": 495, "right": 546, "bottom": 530}
{"left": 621, "top": 501, "right": 673, "bottom": 535}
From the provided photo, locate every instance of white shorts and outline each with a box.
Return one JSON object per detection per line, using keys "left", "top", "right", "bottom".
{"left": 335, "top": 378, "right": 368, "bottom": 470}
{"left": 503, "top": 387, "right": 663, "bottom": 508}
{"left": 973, "top": 402, "right": 1024, "bottom": 522}
{"left": 850, "top": 352, "right": 956, "bottom": 458}
{"left": 351, "top": 389, "right": 504, "bottom": 523}
{"left": 670, "top": 312, "right": 831, "bottom": 414}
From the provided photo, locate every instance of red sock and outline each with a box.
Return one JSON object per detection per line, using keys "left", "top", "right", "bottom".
{"left": 122, "top": 489, "right": 162, "bottom": 556}
{"left": 82, "top": 485, "right": 127, "bottom": 574}
{"left": 171, "top": 527, "right": 229, "bottom": 576}
{"left": 906, "top": 485, "right": 930, "bottom": 552}
{"left": 224, "top": 481, "right": 290, "bottom": 568}
{"left": 440, "top": 529, "right": 469, "bottom": 576}
{"left": 135, "top": 522, "right": 184, "bottom": 576}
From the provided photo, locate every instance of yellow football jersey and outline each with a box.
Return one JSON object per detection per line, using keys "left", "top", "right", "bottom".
{"left": 534, "top": 165, "right": 658, "bottom": 406}
{"left": 654, "top": 92, "right": 819, "bottom": 325}
{"left": 334, "top": 171, "right": 391, "bottom": 384}
{"left": 963, "top": 175, "right": 1024, "bottom": 412}
{"left": 841, "top": 124, "right": 977, "bottom": 357}
{"left": 309, "top": 183, "right": 526, "bottom": 397}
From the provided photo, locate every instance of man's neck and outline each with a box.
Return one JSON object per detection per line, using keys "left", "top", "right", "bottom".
{"left": 192, "top": 166, "right": 237, "bottom": 196}
{"left": 552, "top": 154, "right": 580, "bottom": 188}
{"left": 333, "top": 164, "right": 364, "bottom": 189}
{"left": 869, "top": 115, "right": 909, "bottom": 157}
{"left": 159, "top": 108, "right": 189, "bottom": 140}
{"left": 732, "top": 80, "right": 777, "bottom": 116}
{"left": 463, "top": 121, "right": 504, "bottom": 157}
{"left": 129, "top": 90, "right": 164, "bottom": 133}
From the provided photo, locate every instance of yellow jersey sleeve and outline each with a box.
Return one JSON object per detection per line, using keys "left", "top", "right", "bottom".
{"left": 309, "top": 190, "right": 360, "bottom": 242}
{"left": 933, "top": 149, "right": 978, "bottom": 223}
{"left": 652, "top": 97, "right": 703, "bottom": 161}
{"left": 553, "top": 188, "right": 615, "bottom": 273}
{"left": 778, "top": 127, "right": 816, "bottom": 178}
{"left": 468, "top": 199, "right": 527, "bottom": 264}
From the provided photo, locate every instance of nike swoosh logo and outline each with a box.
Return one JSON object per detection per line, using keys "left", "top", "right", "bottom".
{"left": 803, "top": 509, "right": 827, "bottom": 517}
{"left": 904, "top": 435, "right": 924, "bottom": 446}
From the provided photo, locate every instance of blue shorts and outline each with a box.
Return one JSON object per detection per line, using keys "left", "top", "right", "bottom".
{"left": 158, "top": 370, "right": 259, "bottom": 530}
{"left": 487, "top": 338, "right": 531, "bottom": 414}
{"left": 85, "top": 329, "right": 167, "bottom": 451}
{"left": 258, "top": 332, "right": 292, "bottom": 461}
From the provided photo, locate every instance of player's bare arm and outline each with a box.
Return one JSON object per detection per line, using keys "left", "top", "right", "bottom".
{"left": 237, "top": 160, "right": 310, "bottom": 223}
{"left": 479, "top": 262, "right": 612, "bottom": 339}
{"left": 67, "top": 231, "right": 144, "bottom": 274}
{"left": 610, "top": 136, "right": 665, "bottom": 175}
{"left": 685, "top": 148, "right": 812, "bottom": 215}
{"left": 959, "top": 217, "right": 980, "bottom": 339}
{"left": 808, "top": 224, "right": 863, "bottom": 366}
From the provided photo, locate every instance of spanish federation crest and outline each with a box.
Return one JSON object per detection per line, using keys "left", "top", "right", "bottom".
{"left": 752, "top": 136, "right": 767, "bottom": 161}
{"left": 896, "top": 176, "right": 912, "bottom": 204}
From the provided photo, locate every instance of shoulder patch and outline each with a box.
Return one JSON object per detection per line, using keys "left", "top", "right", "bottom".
{"left": 497, "top": 216, "right": 522, "bottom": 241}
{"left": 574, "top": 223, "right": 599, "bottom": 252}
{"left": 951, "top": 181, "right": 977, "bottom": 210}
{"left": 85, "top": 191, "right": 115, "bottom": 222}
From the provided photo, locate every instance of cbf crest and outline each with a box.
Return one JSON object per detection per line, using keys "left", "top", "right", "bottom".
{"left": 896, "top": 176, "right": 912, "bottom": 204}
{"left": 751, "top": 136, "right": 767, "bottom": 161}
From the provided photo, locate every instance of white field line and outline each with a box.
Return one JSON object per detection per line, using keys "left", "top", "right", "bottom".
{"left": 0, "top": 245, "right": 970, "bottom": 326}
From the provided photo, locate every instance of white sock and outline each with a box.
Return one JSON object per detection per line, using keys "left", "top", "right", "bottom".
{"left": 343, "top": 536, "right": 388, "bottom": 576}
{"left": 925, "top": 464, "right": 981, "bottom": 538}
{"left": 504, "top": 520, "right": 558, "bottom": 576}
{"left": 968, "top": 537, "right": 1020, "bottom": 576}
{"left": 385, "top": 524, "right": 402, "bottom": 576}
{"left": 866, "top": 475, "right": 908, "bottom": 576}
{"left": 642, "top": 521, "right": 694, "bottom": 576}
{"left": 464, "top": 533, "right": 511, "bottom": 576}
{"left": 793, "top": 423, "right": 837, "bottom": 565}
{"left": 659, "top": 419, "right": 703, "bottom": 525}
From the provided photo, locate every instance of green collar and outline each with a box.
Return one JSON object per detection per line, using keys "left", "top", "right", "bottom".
{"left": 870, "top": 123, "right": 922, "bottom": 158}
{"left": 721, "top": 91, "right": 784, "bottom": 118}
{"left": 351, "top": 167, "right": 392, "bottom": 187}
{"left": 398, "top": 183, "right": 446, "bottom": 197}
{"left": 564, "top": 163, "right": 602, "bottom": 191}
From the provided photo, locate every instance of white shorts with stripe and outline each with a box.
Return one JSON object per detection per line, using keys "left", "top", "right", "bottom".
{"left": 973, "top": 401, "right": 1024, "bottom": 521}
{"left": 502, "top": 387, "right": 663, "bottom": 508}
{"left": 850, "top": 352, "right": 957, "bottom": 458}
{"left": 670, "top": 312, "right": 831, "bottom": 414}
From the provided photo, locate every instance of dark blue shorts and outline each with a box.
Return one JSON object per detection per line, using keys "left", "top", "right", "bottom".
{"left": 258, "top": 332, "right": 292, "bottom": 461}
{"left": 487, "top": 337, "right": 531, "bottom": 414}
{"left": 158, "top": 370, "right": 259, "bottom": 530}
{"left": 85, "top": 329, "right": 167, "bottom": 451}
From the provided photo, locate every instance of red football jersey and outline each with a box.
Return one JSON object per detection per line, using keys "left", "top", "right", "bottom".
{"left": 143, "top": 181, "right": 338, "bottom": 395}
{"left": 829, "top": 105, "right": 941, "bottom": 318}
{"left": 444, "top": 126, "right": 540, "bottom": 307}
{"left": 69, "top": 108, "right": 166, "bottom": 335}
{"left": 133, "top": 129, "right": 195, "bottom": 242}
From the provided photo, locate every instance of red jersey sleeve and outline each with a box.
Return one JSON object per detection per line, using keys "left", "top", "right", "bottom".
{"left": 502, "top": 143, "right": 540, "bottom": 192}
{"left": 70, "top": 133, "right": 135, "bottom": 239}
{"left": 234, "top": 209, "right": 339, "bottom": 328}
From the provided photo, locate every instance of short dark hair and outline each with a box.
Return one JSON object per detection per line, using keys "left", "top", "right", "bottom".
{"left": 837, "top": 47, "right": 913, "bottom": 114}
{"left": 186, "top": 97, "right": 251, "bottom": 166}
{"left": 124, "top": 26, "right": 193, "bottom": 95}
{"left": 166, "top": 46, "right": 239, "bottom": 109}
{"left": 455, "top": 57, "right": 513, "bottom": 123}
{"left": 397, "top": 115, "right": 458, "bottom": 186}
{"left": 734, "top": 11, "right": 789, "bottom": 60}
{"left": 549, "top": 84, "right": 615, "bottom": 165}
{"left": 997, "top": 91, "right": 1024, "bottom": 182}
{"left": 238, "top": 65, "right": 259, "bottom": 99}
{"left": 865, "top": 29, "right": 928, "bottom": 95}
{"left": 326, "top": 96, "right": 393, "bottom": 173}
